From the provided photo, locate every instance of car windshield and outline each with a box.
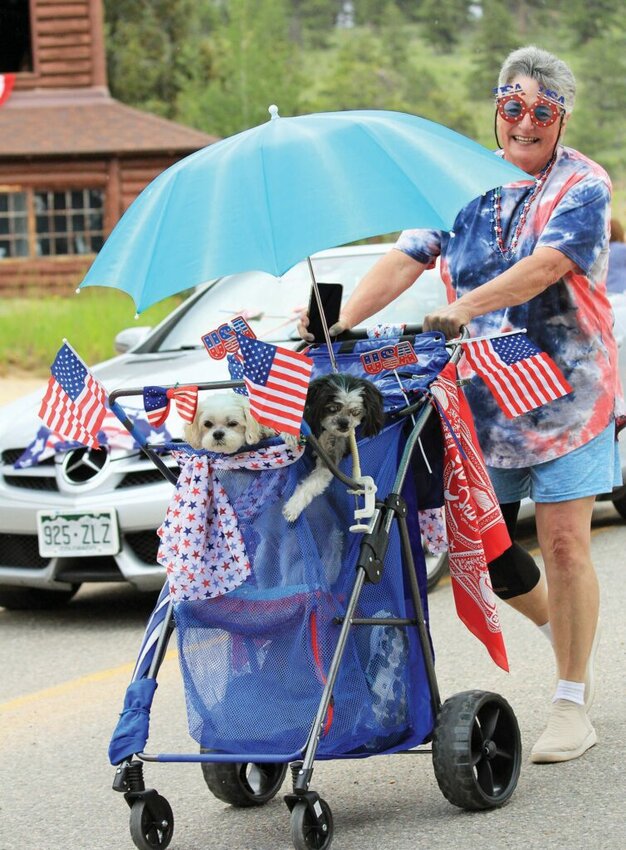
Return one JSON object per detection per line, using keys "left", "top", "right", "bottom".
{"left": 151, "top": 247, "right": 447, "bottom": 351}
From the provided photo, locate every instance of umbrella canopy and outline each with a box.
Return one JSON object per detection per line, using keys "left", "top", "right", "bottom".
{"left": 80, "top": 108, "right": 528, "bottom": 313}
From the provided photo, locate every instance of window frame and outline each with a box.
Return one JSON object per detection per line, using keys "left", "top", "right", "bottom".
{"left": 0, "top": 186, "right": 105, "bottom": 261}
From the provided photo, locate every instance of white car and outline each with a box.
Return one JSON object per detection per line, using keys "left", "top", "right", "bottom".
{"left": 0, "top": 243, "right": 624, "bottom": 608}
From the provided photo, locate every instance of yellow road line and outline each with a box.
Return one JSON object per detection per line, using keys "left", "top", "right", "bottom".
{"left": 0, "top": 649, "right": 177, "bottom": 712}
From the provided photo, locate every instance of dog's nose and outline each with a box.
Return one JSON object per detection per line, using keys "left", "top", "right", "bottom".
{"left": 336, "top": 418, "right": 350, "bottom": 431}
{"left": 212, "top": 429, "right": 225, "bottom": 441}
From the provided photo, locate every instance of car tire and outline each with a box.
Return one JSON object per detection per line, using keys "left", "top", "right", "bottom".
{"left": 0, "top": 585, "right": 80, "bottom": 610}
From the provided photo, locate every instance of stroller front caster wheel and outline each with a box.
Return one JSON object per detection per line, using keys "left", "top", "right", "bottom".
{"left": 201, "top": 760, "right": 288, "bottom": 807}
{"left": 432, "top": 689, "right": 521, "bottom": 811}
{"left": 290, "top": 798, "right": 334, "bottom": 850}
{"left": 128, "top": 795, "right": 174, "bottom": 850}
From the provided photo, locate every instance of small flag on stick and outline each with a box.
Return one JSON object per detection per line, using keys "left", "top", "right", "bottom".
{"left": 236, "top": 333, "right": 312, "bottom": 435}
{"left": 462, "top": 332, "right": 572, "bottom": 419}
{"left": 38, "top": 342, "right": 108, "bottom": 447}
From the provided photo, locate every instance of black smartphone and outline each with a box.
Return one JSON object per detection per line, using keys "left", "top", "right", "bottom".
{"left": 307, "top": 282, "right": 343, "bottom": 342}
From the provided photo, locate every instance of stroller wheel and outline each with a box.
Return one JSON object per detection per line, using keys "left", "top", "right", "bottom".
{"left": 129, "top": 795, "right": 174, "bottom": 850}
{"left": 432, "top": 690, "right": 521, "bottom": 810}
{"left": 290, "top": 798, "right": 334, "bottom": 850}
{"left": 201, "top": 760, "right": 288, "bottom": 807}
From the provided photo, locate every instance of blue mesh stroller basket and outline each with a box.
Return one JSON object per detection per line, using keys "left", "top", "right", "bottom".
{"left": 172, "top": 331, "right": 449, "bottom": 759}
{"left": 174, "top": 421, "right": 431, "bottom": 758}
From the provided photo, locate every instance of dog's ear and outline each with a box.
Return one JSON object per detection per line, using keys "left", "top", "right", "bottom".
{"left": 359, "top": 380, "right": 386, "bottom": 437}
{"left": 304, "top": 377, "right": 329, "bottom": 436}
{"left": 242, "top": 403, "right": 262, "bottom": 445}
{"left": 184, "top": 417, "right": 201, "bottom": 449}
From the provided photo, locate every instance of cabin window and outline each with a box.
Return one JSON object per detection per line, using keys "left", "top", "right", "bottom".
{"left": 0, "top": 189, "right": 104, "bottom": 259}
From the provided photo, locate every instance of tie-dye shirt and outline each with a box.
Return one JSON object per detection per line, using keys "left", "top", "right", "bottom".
{"left": 396, "top": 145, "right": 620, "bottom": 468}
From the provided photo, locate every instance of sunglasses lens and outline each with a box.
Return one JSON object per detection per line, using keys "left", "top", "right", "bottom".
{"left": 502, "top": 99, "right": 523, "bottom": 120}
{"left": 533, "top": 103, "right": 556, "bottom": 125}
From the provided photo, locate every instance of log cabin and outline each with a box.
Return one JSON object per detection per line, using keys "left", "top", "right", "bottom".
{"left": 0, "top": 0, "right": 216, "bottom": 295}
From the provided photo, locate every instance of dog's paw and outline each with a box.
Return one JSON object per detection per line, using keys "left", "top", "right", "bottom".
{"left": 280, "top": 431, "right": 301, "bottom": 450}
{"left": 282, "top": 497, "right": 303, "bottom": 523}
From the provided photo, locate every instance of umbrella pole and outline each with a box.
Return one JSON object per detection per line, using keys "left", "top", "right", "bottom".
{"left": 306, "top": 256, "right": 338, "bottom": 373}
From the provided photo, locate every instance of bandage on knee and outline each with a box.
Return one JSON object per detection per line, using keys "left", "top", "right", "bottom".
{"left": 487, "top": 500, "right": 541, "bottom": 599}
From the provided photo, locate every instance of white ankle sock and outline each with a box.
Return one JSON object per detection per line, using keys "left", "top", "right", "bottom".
{"left": 553, "top": 679, "right": 585, "bottom": 705}
{"left": 538, "top": 621, "right": 553, "bottom": 644}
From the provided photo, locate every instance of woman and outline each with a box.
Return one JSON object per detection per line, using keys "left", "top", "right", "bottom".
{"left": 299, "top": 46, "right": 622, "bottom": 763}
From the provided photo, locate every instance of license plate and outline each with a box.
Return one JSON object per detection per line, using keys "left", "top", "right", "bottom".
{"left": 37, "top": 509, "right": 120, "bottom": 557}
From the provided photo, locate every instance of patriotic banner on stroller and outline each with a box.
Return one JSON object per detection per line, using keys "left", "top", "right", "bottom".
{"left": 143, "top": 385, "right": 198, "bottom": 426}
{"left": 38, "top": 341, "right": 108, "bottom": 448}
{"left": 157, "top": 442, "right": 304, "bottom": 602}
{"left": 462, "top": 331, "right": 572, "bottom": 418}
{"left": 430, "top": 361, "right": 511, "bottom": 671}
{"left": 13, "top": 409, "right": 172, "bottom": 469}
{"left": 201, "top": 314, "right": 256, "bottom": 360}
{"left": 236, "top": 333, "right": 313, "bottom": 436}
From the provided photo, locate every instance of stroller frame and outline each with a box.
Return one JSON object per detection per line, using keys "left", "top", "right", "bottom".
{"left": 110, "top": 330, "right": 522, "bottom": 850}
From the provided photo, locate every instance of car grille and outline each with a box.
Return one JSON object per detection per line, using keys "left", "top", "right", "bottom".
{"left": 3, "top": 474, "right": 59, "bottom": 491}
{"left": 2, "top": 446, "right": 175, "bottom": 491}
{"left": 0, "top": 533, "right": 50, "bottom": 568}
{"left": 126, "top": 530, "right": 160, "bottom": 565}
{"left": 116, "top": 468, "right": 172, "bottom": 488}
{"left": 0, "top": 530, "right": 161, "bottom": 570}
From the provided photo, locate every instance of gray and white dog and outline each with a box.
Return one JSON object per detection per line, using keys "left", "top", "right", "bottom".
{"left": 282, "top": 373, "right": 385, "bottom": 522}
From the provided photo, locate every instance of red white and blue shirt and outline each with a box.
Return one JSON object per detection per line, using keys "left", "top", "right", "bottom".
{"left": 396, "top": 145, "right": 621, "bottom": 468}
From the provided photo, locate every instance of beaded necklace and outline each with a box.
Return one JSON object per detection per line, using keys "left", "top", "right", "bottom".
{"left": 491, "top": 152, "right": 557, "bottom": 259}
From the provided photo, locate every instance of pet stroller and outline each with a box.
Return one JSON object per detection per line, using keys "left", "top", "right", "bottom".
{"left": 108, "top": 327, "right": 522, "bottom": 850}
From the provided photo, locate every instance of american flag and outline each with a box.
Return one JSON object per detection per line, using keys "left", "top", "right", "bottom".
{"left": 0, "top": 73, "right": 16, "bottom": 106}
{"left": 38, "top": 342, "right": 108, "bottom": 447}
{"left": 463, "top": 332, "right": 572, "bottom": 419}
{"left": 236, "top": 333, "right": 313, "bottom": 435}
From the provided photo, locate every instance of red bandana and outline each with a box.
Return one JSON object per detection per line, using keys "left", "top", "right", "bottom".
{"left": 431, "top": 362, "right": 511, "bottom": 671}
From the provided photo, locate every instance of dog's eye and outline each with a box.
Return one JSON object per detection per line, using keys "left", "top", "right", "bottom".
{"left": 203, "top": 420, "right": 213, "bottom": 428}
{"left": 227, "top": 421, "right": 239, "bottom": 428}
{"left": 327, "top": 404, "right": 340, "bottom": 414}
{"left": 350, "top": 408, "right": 362, "bottom": 418}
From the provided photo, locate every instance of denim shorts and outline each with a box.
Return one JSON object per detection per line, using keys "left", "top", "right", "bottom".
{"left": 487, "top": 421, "right": 623, "bottom": 504}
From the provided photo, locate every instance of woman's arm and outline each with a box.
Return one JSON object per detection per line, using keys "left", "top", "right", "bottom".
{"left": 423, "top": 246, "right": 578, "bottom": 338}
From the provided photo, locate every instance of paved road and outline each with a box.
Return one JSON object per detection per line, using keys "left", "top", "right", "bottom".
{"left": 1, "top": 505, "right": 625, "bottom": 850}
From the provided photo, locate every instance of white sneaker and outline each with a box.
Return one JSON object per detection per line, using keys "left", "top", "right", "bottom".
{"left": 584, "top": 618, "right": 600, "bottom": 711}
{"left": 530, "top": 700, "right": 597, "bottom": 763}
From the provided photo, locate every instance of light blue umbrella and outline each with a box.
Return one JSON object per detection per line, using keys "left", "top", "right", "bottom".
{"left": 80, "top": 107, "right": 528, "bottom": 313}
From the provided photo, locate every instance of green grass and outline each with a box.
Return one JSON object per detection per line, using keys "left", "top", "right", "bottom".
{"left": 0, "top": 289, "right": 186, "bottom": 376}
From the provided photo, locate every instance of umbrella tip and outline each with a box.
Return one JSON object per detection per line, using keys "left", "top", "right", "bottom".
{"left": 268, "top": 104, "right": 280, "bottom": 120}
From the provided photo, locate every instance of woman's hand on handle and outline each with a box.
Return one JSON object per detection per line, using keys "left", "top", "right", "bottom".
{"left": 296, "top": 311, "right": 351, "bottom": 342}
{"left": 423, "top": 302, "right": 473, "bottom": 340}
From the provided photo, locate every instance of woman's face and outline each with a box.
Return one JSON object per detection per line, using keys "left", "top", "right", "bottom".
{"left": 497, "top": 75, "right": 567, "bottom": 176}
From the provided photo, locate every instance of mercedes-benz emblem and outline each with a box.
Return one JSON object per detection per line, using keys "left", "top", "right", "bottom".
{"left": 61, "top": 446, "right": 109, "bottom": 484}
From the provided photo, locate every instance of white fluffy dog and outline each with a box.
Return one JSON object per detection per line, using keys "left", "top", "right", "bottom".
{"left": 184, "top": 393, "right": 274, "bottom": 453}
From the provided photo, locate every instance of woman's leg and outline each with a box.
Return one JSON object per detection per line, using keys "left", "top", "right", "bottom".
{"left": 535, "top": 497, "right": 598, "bottom": 683}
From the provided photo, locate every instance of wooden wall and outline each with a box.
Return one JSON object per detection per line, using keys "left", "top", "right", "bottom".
{"left": 15, "top": 0, "right": 106, "bottom": 92}
{"left": 0, "top": 154, "right": 183, "bottom": 296}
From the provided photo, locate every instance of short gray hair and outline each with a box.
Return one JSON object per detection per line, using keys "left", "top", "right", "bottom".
{"left": 497, "top": 45, "right": 576, "bottom": 113}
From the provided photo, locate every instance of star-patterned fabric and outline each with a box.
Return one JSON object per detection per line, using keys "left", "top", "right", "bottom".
{"left": 418, "top": 507, "right": 447, "bottom": 554}
{"left": 157, "top": 443, "right": 304, "bottom": 602}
